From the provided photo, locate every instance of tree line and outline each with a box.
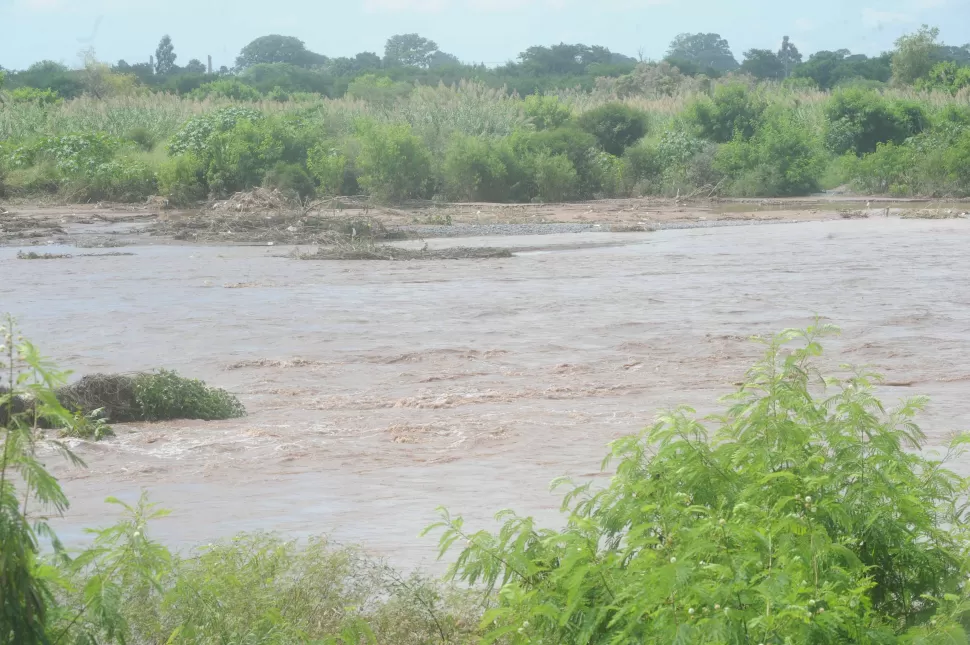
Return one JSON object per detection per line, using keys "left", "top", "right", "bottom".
{"left": 2, "top": 26, "right": 969, "bottom": 103}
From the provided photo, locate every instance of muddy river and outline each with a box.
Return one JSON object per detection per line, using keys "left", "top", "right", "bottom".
{"left": 2, "top": 217, "right": 970, "bottom": 570}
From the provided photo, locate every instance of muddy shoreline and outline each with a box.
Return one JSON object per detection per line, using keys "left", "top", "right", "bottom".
{"left": 3, "top": 195, "right": 968, "bottom": 248}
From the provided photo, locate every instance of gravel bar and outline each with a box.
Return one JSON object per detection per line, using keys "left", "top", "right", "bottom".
{"left": 393, "top": 218, "right": 809, "bottom": 239}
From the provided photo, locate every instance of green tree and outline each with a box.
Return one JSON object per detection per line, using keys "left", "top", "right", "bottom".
{"left": 918, "top": 60, "right": 970, "bottom": 94}
{"left": 13, "top": 60, "right": 84, "bottom": 98}
{"left": 239, "top": 62, "right": 333, "bottom": 95}
{"left": 666, "top": 33, "right": 739, "bottom": 73}
{"left": 794, "top": 50, "right": 891, "bottom": 89}
{"left": 741, "top": 49, "right": 785, "bottom": 80}
{"left": 577, "top": 103, "right": 649, "bottom": 156}
{"left": 384, "top": 33, "right": 439, "bottom": 68}
{"left": 428, "top": 51, "right": 461, "bottom": 68}
{"left": 154, "top": 35, "right": 177, "bottom": 75}
{"left": 235, "top": 35, "right": 326, "bottom": 70}
{"left": 892, "top": 25, "right": 941, "bottom": 85}
{"left": 183, "top": 58, "right": 206, "bottom": 74}
{"left": 518, "top": 43, "right": 614, "bottom": 76}
{"left": 778, "top": 35, "right": 802, "bottom": 77}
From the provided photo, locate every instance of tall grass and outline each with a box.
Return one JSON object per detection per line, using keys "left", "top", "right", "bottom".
{"left": 3, "top": 81, "right": 966, "bottom": 147}
{"left": 5, "top": 80, "right": 970, "bottom": 203}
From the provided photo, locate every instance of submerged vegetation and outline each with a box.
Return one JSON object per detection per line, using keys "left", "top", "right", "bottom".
{"left": 4, "top": 316, "right": 970, "bottom": 643}
{"left": 2, "top": 27, "right": 970, "bottom": 204}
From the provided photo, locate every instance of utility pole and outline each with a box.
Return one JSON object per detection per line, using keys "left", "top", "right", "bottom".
{"left": 150, "top": 55, "right": 154, "bottom": 74}
{"left": 207, "top": 55, "right": 213, "bottom": 74}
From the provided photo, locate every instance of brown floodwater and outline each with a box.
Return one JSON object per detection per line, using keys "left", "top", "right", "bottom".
{"left": 3, "top": 218, "right": 970, "bottom": 571}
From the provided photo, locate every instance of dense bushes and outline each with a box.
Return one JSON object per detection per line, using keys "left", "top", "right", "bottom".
{"left": 442, "top": 135, "right": 514, "bottom": 201}
{"left": 686, "top": 83, "right": 767, "bottom": 142}
{"left": 716, "top": 109, "right": 826, "bottom": 196}
{"left": 131, "top": 370, "right": 246, "bottom": 421}
{"left": 577, "top": 103, "right": 649, "bottom": 155}
{"left": 823, "top": 89, "right": 926, "bottom": 155}
{"left": 189, "top": 78, "right": 262, "bottom": 101}
{"left": 842, "top": 125, "right": 970, "bottom": 197}
{"left": 354, "top": 121, "right": 432, "bottom": 202}
{"left": 523, "top": 94, "right": 573, "bottom": 130}
{"left": 431, "top": 324, "right": 970, "bottom": 644}
{"left": 0, "top": 133, "right": 159, "bottom": 201}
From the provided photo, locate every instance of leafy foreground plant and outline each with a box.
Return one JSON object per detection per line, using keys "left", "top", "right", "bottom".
{"left": 0, "top": 316, "right": 147, "bottom": 644}
{"left": 428, "top": 323, "right": 970, "bottom": 644}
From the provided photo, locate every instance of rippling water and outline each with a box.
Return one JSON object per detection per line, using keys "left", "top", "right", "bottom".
{"left": 2, "top": 218, "right": 969, "bottom": 569}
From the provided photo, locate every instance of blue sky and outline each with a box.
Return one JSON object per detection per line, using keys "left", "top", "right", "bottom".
{"left": 0, "top": 0, "right": 965, "bottom": 71}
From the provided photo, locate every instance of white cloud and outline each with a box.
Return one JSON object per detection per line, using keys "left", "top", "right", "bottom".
{"left": 363, "top": 0, "right": 669, "bottom": 12}
{"left": 12, "top": 0, "right": 141, "bottom": 10}
{"left": 861, "top": 8, "right": 914, "bottom": 28}
{"left": 14, "top": 0, "right": 63, "bottom": 9}
{"left": 363, "top": 0, "right": 447, "bottom": 11}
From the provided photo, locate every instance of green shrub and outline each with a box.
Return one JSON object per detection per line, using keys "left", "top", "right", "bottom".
{"left": 132, "top": 369, "right": 245, "bottom": 422}
{"left": 431, "top": 324, "right": 970, "bottom": 644}
{"left": 523, "top": 94, "right": 573, "bottom": 131}
{"left": 442, "top": 135, "right": 512, "bottom": 202}
{"left": 823, "top": 89, "right": 926, "bottom": 156}
{"left": 716, "top": 109, "right": 825, "bottom": 196}
{"left": 843, "top": 143, "right": 923, "bottom": 195}
{"left": 530, "top": 152, "right": 578, "bottom": 202}
{"left": 510, "top": 126, "right": 599, "bottom": 199}
{"left": 8, "top": 86, "right": 62, "bottom": 106}
{"left": 201, "top": 117, "right": 313, "bottom": 197}
{"left": 346, "top": 74, "right": 411, "bottom": 106}
{"left": 266, "top": 85, "right": 290, "bottom": 102}
{"left": 307, "top": 144, "right": 349, "bottom": 196}
{"left": 158, "top": 153, "right": 208, "bottom": 205}
{"left": 589, "top": 151, "right": 624, "bottom": 198}
{"left": 125, "top": 126, "right": 156, "bottom": 152}
{"left": 622, "top": 139, "right": 663, "bottom": 189}
{"left": 686, "top": 83, "right": 767, "bottom": 143}
{"left": 916, "top": 61, "right": 970, "bottom": 95}
{"left": 845, "top": 124, "right": 970, "bottom": 197}
{"left": 354, "top": 120, "right": 431, "bottom": 202}
{"left": 168, "top": 106, "right": 264, "bottom": 156}
{"left": 263, "top": 162, "right": 315, "bottom": 200}
{"left": 61, "top": 408, "right": 114, "bottom": 441}
{"left": 3, "top": 162, "right": 62, "bottom": 196}
{"left": 577, "top": 103, "right": 649, "bottom": 156}
{"left": 188, "top": 78, "right": 262, "bottom": 102}
{"left": 66, "top": 159, "right": 158, "bottom": 203}
{"left": 8, "top": 132, "right": 120, "bottom": 173}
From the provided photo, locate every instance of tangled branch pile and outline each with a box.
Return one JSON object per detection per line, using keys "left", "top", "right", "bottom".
{"left": 295, "top": 240, "right": 513, "bottom": 261}
{"left": 150, "top": 188, "right": 396, "bottom": 244}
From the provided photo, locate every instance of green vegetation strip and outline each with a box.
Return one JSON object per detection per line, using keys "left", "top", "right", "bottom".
{"left": 3, "top": 24, "right": 970, "bottom": 210}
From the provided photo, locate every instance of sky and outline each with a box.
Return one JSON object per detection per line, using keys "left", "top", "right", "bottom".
{"left": 0, "top": 0, "right": 966, "bottom": 71}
